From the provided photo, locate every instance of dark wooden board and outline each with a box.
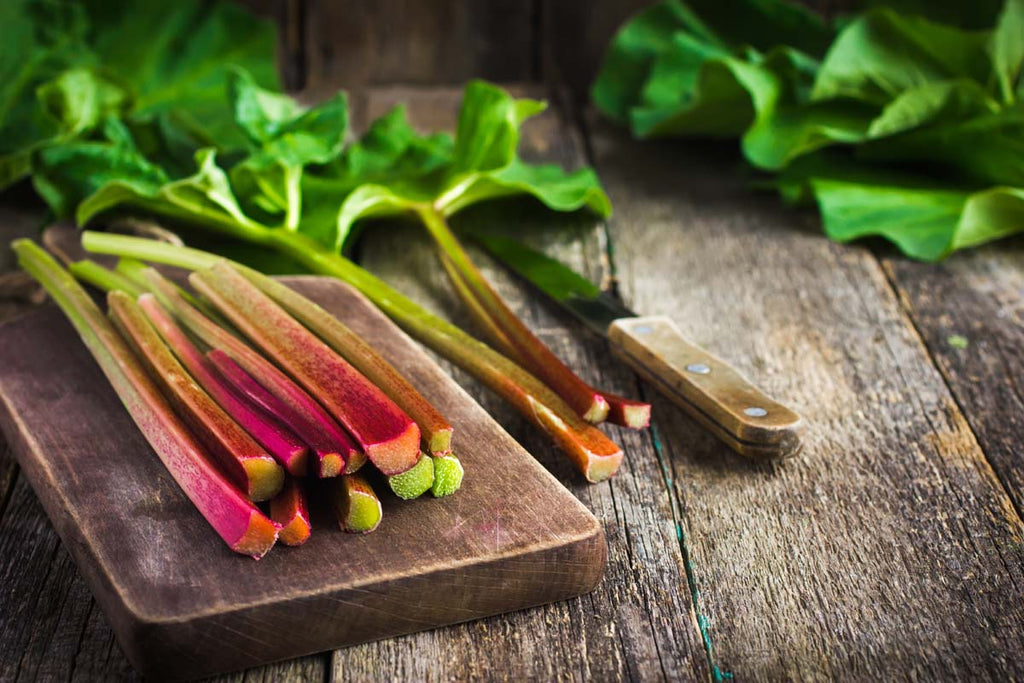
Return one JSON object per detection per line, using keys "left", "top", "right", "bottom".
{"left": 0, "top": 277, "right": 606, "bottom": 680}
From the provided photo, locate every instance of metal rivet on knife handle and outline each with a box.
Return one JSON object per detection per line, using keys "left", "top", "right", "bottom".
{"left": 607, "top": 316, "right": 804, "bottom": 459}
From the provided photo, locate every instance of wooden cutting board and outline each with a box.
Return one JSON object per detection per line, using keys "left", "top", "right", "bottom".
{"left": 0, "top": 276, "right": 606, "bottom": 680}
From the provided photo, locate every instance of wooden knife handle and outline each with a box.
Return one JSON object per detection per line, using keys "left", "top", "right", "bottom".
{"left": 608, "top": 316, "right": 804, "bottom": 459}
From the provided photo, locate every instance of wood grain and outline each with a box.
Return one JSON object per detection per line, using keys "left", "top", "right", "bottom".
{"left": 586, "top": 121, "right": 1024, "bottom": 680}
{"left": 0, "top": 278, "right": 605, "bottom": 680}
{"left": 882, "top": 246, "right": 1024, "bottom": 515}
{"left": 303, "top": 0, "right": 535, "bottom": 95}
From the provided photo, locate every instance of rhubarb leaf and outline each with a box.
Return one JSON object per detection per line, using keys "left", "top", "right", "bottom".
{"left": 327, "top": 80, "right": 611, "bottom": 250}
{"left": 228, "top": 67, "right": 349, "bottom": 230}
{"left": 593, "top": 0, "right": 1024, "bottom": 259}
{"left": 810, "top": 10, "right": 991, "bottom": 105}
{"left": 77, "top": 148, "right": 270, "bottom": 239}
{"left": 82, "top": 0, "right": 279, "bottom": 150}
{"left": 989, "top": 0, "right": 1024, "bottom": 102}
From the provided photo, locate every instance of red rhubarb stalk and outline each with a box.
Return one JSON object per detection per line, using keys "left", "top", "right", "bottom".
{"left": 238, "top": 268, "right": 454, "bottom": 456}
{"left": 82, "top": 232, "right": 625, "bottom": 481}
{"left": 141, "top": 267, "right": 363, "bottom": 477}
{"left": 417, "top": 205, "right": 613, "bottom": 424}
{"left": 138, "top": 294, "right": 309, "bottom": 476}
{"left": 108, "top": 291, "right": 285, "bottom": 502}
{"left": 12, "top": 240, "right": 277, "bottom": 558}
{"left": 269, "top": 478, "right": 311, "bottom": 546}
{"left": 191, "top": 262, "right": 421, "bottom": 476}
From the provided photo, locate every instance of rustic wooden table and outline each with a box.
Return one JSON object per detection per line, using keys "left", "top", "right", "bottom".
{"left": 1, "top": 85, "right": 1022, "bottom": 681}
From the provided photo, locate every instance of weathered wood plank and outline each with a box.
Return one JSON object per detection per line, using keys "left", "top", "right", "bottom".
{"left": 337, "top": 86, "right": 708, "bottom": 681}
{"left": 586, "top": 121, "right": 1024, "bottom": 680}
{"left": 304, "top": 0, "right": 535, "bottom": 95}
{"left": 882, "top": 246, "right": 1024, "bottom": 514}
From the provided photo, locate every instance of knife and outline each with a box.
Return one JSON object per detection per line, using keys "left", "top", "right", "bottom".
{"left": 474, "top": 233, "right": 804, "bottom": 459}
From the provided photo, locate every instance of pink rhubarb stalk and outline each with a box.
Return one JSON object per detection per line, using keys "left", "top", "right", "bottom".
{"left": 138, "top": 294, "right": 309, "bottom": 476}
{"left": 269, "top": 478, "right": 311, "bottom": 546}
{"left": 239, "top": 268, "right": 454, "bottom": 456}
{"left": 108, "top": 291, "right": 285, "bottom": 502}
{"left": 12, "top": 240, "right": 277, "bottom": 558}
{"left": 191, "top": 262, "right": 421, "bottom": 476}
{"left": 142, "top": 268, "right": 363, "bottom": 477}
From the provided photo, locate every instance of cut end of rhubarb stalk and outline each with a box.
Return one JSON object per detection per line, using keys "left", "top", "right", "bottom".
{"left": 582, "top": 395, "right": 611, "bottom": 424}
{"left": 602, "top": 392, "right": 652, "bottom": 429}
{"left": 366, "top": 421, "right": 421, "bottom": 476}
{"left": 333, "top": 474, "right": 382, "bottom": 533}
{"left": 343, "top": 450, "right": 367, "bottom": 474}
{"left": 427, "top": 427, "right": 454, "bottom": 457}
{"left": 276, "top": 514, "right": 311, "bottom": 547}
{"left": 531, "top": 398, "right": 624, "bottom": 483}
{"left": 582, "top": 450, "right": 624, "bottom": 483}
{"left": 244, "top": 458, "right": 286, "bottom": 502}
{"left": 233, "top": 511, "right": 280, "bottom": 559}
{"left": 430, "top": 454, "right": 464, "bottom": 497}
{"left": 387, "top": 452, "right": 435, "bottom": 500}
{"left": 318, "top": 453, "right": 345, "bottom": 479}
{"left": 270, "top": 479, "right": 311, "bottom": 546}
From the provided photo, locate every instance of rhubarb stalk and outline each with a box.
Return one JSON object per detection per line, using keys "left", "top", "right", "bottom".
{"left": 82, "top": 232, "right": 625, "bottom": 482}
{"left": 332, "top": 473, "right": 382, "bottom": 533}
{"left": 141, "top": 267, "right": 363, "bottom": 477}
{"left": 237, "top": 268, "right": 454, "bottom": 456}
{"left": 108, "top": 291, "right": 285, "bottom": 502}
{"left": 69, "top": 260, "right": 146, "bottom": 299}
{"left": 12, "top": 240, "right": 277, "bottom": 558}
{"left": 137, "top": 294, "right": 309, "bottom": 476}
{"left": 417, "top": 205, "right": 613, "bottom": 423}
{"left": 190, "top": 262, "right": 421, "bottom": 476}
{"left": 269, "top": 478, "right": 311, "bottom": 546}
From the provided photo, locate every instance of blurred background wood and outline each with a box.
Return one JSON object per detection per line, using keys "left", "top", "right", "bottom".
{"left": 239, "top": 0, "right": 858, "bottom": 96}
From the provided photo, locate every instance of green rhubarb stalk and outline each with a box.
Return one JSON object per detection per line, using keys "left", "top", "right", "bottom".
{"left": 69, "top": 260, "right": 147, "bottom": 299}
{"left": 12, "top": 240, "right": 278, "bottom": 558}
{"left": 191, "top": 262, "right": 421, "bottom": 476}
{"left": 333, "top": 473, "right": 382, "bottom": 533}
{"left": 418, "top": 205, "right": 644, "bottom": 427}
{"left": 82, "top": 231, "right": 625, "bottom": 482}
{"left": 387, "top": 452, "right": 435, "bottom": 500}
{"left": 116, "top": 256, "right": 230, "bottom": 329}
{"left": 236, "top": 267, "right": 454, "bottom": 456}
{"left": 108, "top": 291, "right": 285, "bottom": 502}
{"left": 141, "top": 266, "right": 365, "bottom": 477}
{"left": 429, "top": 454, "right": 464, "bottom": 497}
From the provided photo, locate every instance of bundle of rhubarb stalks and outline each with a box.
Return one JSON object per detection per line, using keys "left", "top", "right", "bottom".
{"left": 13, "top": 239, "right": 463, "bottom": 559}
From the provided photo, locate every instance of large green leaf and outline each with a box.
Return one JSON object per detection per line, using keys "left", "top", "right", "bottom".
{"left": 325, "top": 81, "right": 611, "bottom": 249}
{"left": 83, "top": 0, "right": 279, "bottom": 149}
{"left": 811, "top": 9, "right": 992, "bottom": 105}
{"left": 811, "top": 178, "right": 1024, "bottom": 261}
{"left": 0, "top": 0, "right": 93, "bottom": 188}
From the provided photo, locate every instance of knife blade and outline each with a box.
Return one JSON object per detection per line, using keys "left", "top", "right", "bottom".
{"left": 474, "top": 233, "right": 804, "bottom": 459}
